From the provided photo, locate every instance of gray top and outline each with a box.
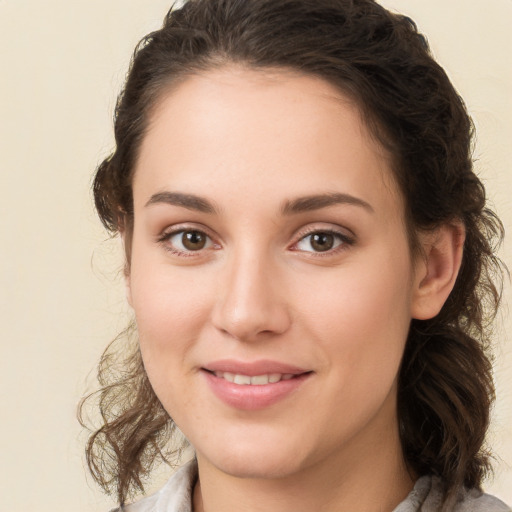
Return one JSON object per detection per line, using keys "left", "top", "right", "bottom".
{"left": 121, "top": 460, "right": 510, "bottom": 512}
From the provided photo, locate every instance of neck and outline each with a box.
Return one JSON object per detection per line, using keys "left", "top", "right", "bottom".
{"left": 192, "top": 415, "right": 414, "bottom": 512}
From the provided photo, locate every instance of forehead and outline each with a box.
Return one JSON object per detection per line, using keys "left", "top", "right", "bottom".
{"left": 133, "top": 66, "right": 402, "bottom": 218}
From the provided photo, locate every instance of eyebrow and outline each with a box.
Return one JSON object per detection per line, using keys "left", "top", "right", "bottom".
{"left": 281, "top": 193, "right": 374, "bottom": 215}
{"left": 144, "top": 190, "right": 374, "bottom": 215}
{"left": 145, "top": 191, "right": 219, "bottom": 214}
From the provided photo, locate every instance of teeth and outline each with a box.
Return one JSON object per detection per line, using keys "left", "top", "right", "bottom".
{"left": 250, "top": 374, "right": 270, "bottom": 385}
{"left": 234, "top": 374, "right": 251, "bottom": 385}
{"left": 213, "top": 371, "right": 295, "bottom": 385}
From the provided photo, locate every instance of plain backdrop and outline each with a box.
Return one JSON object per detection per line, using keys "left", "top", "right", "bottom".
{"left": 0, "top": 1, "right": 510, "bottom": 510}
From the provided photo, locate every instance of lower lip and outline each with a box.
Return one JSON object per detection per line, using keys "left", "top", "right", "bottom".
{"left": 202, "top": 370, "right": 311, "bottom": 410}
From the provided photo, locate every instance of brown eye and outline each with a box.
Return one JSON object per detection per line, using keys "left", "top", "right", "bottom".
{"left": 165, "top": 229, "right": 213, "bottom": 253}
{"left": 295, "top": 230, "right": 349, "bottom": 253}
{"left": 182, "top": 231, "right": 207, "bottom": 250}
{"left": 310, "top": 233, "right": 335, "bottom": 252}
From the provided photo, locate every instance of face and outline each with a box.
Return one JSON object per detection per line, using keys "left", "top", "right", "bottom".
{"left": 128, "top": 67, "right": 420, "bottom": 480}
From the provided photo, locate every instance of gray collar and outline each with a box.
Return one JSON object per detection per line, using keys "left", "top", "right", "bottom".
{"left": 122, "top": 459, "right": 510, "bottom": 512}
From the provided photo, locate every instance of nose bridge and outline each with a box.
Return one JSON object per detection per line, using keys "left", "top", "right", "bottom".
{"left": 212, "top": 241, "right": 290, "bottom": 341}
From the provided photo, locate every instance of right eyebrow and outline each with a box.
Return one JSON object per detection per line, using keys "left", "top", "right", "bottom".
{"left": 144, "top": 191, "right": 219, "bottom": 214}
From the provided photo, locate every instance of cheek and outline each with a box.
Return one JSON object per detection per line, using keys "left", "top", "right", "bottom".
{"left": 298, "top": 246, "right": 413, "bottom": 391}
{"left": 129, "top": 256, "right": 213, "bottom": 374}
{"left": 129, "top": 269, "right": 215, "bottom": 419}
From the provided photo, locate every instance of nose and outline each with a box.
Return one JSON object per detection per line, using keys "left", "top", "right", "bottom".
{"left": 211, "top": 247, "right": 292, "bottom": 342}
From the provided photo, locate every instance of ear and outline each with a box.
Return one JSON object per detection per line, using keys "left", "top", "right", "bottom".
{"left": 119, "top": 216, "right": 133, "bottom": 307}
{"left": 411, "top": 222, "right": 465, "bottom": 320}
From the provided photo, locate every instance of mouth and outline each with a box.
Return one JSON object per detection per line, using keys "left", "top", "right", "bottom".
{"left": 201, "top": 360, "right": 313, "bottom": 410}
{"left": 207, "top": 370, "right": 300, "bottom": 385}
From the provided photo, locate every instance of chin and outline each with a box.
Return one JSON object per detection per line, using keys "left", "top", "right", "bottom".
{"left": 196, "top": 431, "right": 312, "bottom": 480}
{"left": 212, "top": 454, "right": 303, "bottom": 480}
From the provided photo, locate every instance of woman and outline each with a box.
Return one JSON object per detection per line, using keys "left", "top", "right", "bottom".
{"left": 81, "top": 0, "right": 510, "bottom": 510}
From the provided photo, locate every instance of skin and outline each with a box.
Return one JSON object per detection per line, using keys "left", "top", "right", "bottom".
{"left": 126, "top": 66, "right": 463, "bottom": 512}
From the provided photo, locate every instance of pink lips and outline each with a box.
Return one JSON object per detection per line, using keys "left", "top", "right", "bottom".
{"left": 202, "top": 359, "right": 312, "bottom": 410}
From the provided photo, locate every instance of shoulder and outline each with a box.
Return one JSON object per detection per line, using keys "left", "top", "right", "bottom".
{"left": 393, "top": 476, "right": 512, "bottom": 512}
{"left": 395, "top": 476, "right": 510, "bottom": 512}
{"left": 452, "top": 486, "right": 511, "bottom": 512}
{"left": 115, "top": 459, "right": 198, "bottom": 512}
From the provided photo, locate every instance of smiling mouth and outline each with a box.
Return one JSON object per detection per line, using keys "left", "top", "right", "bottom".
{"left": 202, "top": 367, "right": 312, "bottom": 409}
{"left": 210, "top": 371, "right": 298, "bottom": 385}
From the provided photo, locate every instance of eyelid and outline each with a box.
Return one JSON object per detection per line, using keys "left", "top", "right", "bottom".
{"left": 289, "top": 224, "right": 356, "bottom": 254}
{"left": 156, "top": 222, "right": 355, "bottom": 257}
{"left": 157, "top": 223, "right": 221, "bottom": 256}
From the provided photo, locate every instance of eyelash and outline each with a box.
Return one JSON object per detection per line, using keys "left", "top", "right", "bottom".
{"left": 292, "top": 227, "right": 355, "bottom": 256}
{"left": 157, "top": 226, "right": 355, "bottom": 257}
{"left": 157, "top": 225, "right": 219, "bottom": 257}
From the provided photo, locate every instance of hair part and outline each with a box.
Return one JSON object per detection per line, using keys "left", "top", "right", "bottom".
{"left": 83, "top": 0, "right": 505, "bottom": 508}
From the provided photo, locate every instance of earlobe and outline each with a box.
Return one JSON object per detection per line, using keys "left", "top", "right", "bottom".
{"left": 411, "top": 222, "right": 465, "bottom": 320}
{"left": 124, "top": 264, "right": 133, "bottom": 308}
{"left": 119, "top": 220, "right": 133, "bottom": 308}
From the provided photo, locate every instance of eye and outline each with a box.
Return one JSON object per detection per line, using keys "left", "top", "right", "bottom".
{"left": 162, "top": 229, "right": 214, "bottom": 254}
{"left": 294, "top": 230, "right": 351, "bottom": 253}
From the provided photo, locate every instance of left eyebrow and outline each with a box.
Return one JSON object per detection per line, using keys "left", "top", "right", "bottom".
{"left": 281, "top": 192, "right": 374, "bottom": 215}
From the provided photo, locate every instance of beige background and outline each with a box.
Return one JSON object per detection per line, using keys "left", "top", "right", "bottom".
{"left": 0, "top": 1, "right": 510, "bottom": 510}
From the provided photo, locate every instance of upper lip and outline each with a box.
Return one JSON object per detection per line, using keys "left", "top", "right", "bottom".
{"left": 203, "top": 359, "right": 310, "bottom": 376}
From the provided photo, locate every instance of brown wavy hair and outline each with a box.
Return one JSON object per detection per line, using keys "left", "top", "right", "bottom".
{"left": 79, "top": 0, "right": 505, "bottom": 508}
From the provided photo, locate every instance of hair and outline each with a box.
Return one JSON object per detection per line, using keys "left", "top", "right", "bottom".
{"left": 79, "top": 0, "right": 505, "bottom": 509}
